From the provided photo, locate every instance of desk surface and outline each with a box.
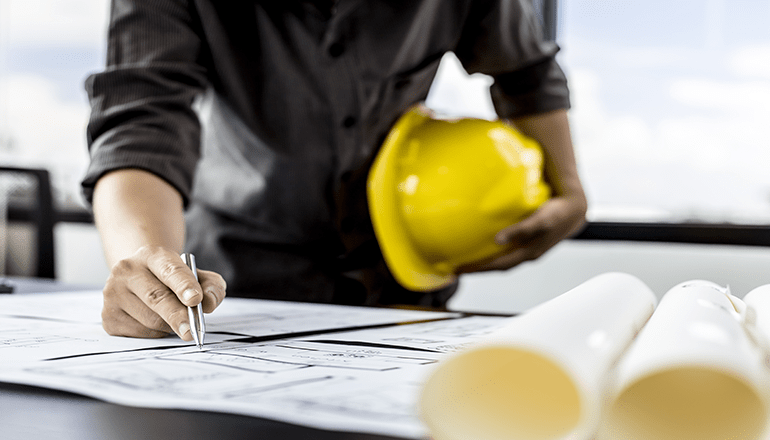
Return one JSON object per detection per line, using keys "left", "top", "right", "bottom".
{"left": 0, "top": 279, "right": 410, "bottom": 440}
{"left": 0, "top": 382, "right": 404, "bottom": 440}
{"left": 0, "top": 276, "right": 101, "bottom": 294}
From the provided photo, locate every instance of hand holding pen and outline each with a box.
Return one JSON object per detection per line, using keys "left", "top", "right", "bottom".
{"left": 100, "top": 246, "right": 226, "bottom": 342}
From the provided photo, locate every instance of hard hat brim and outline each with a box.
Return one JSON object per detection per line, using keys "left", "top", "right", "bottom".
{"left": 367, "top": 107, "right": 457, "bottom": 292}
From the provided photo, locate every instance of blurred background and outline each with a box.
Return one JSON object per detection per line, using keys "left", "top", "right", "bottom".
{"left": 2, "top": 0, "right": 770, "bottom": 310}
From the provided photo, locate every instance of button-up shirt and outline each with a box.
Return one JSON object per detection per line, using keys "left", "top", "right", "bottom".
{"left": 82, "top": 0, "right": 570, "bottom": 302}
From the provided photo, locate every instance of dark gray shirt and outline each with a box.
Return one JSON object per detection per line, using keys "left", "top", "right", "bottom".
{"left": 83, "top": 0, "right": 570, "bottom": 304}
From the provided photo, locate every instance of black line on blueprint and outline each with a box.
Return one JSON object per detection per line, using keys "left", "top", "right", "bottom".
{"left": 43, "top": 315, "right": 465, "bottom": 361}
{"left": 304, "top": 339, "right": 441, "bottom": 353}
{"left": 213, "top": 316, "right": 463, "bottom": 344}
{"left": 221, "top": 376, "right": 335, "bottom": 398}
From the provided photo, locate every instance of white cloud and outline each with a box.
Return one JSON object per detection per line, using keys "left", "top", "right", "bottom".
{"left": 730, "top": 44, "right": 770, "bottom": 79}
{"left": 569, "top": 69, "right": 654, "bottom": 165}
{"left": 3, "top": 0, "right": 110, "bottom": 48}
{"left": 665, "top": 75, "right": 770, "bottom": 177}
{"left": 0, "top": 74, "right": 91, "bottom": 206}
{"left": 568, "top": 66, "right": 770, "bottom": 222}
{"left": 1, "top": 75, "right": 89, "bottom": 157}
{"left": 669, "top": 78, "right": 770, "bottom": 112}
{"left": 613, "top": 46, "right": 693, "bottom": 70}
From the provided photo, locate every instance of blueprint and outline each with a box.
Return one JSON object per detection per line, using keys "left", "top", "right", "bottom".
{"left": 0, "top": 290, "right": 461, "bottom": 366}
{"left": 0, "top": 291, "right": 506, "bottom": 438}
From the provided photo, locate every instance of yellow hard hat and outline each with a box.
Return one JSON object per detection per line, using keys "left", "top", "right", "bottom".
{"left": 367, "top": 106, "right": 551, "bottom": 292}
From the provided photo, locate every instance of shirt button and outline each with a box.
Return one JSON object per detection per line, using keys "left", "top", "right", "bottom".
{"left": 342, "top": 116, "right": 356, "bottom": 128}
{"left": 328, "top": 42, "right": 344, "bottom": 58}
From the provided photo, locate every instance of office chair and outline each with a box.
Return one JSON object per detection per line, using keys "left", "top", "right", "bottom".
{"left": 0, "top": 166, "right": 55, "bottom": 278}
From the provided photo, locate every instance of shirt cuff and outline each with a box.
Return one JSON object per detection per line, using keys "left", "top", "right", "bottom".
{"left": 490, "top": 58, "right": 571, "bottom": 119}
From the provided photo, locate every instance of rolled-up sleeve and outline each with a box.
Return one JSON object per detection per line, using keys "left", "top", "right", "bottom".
{"left": 82, "top": 0, "right": 208, "bottom": 205}
{"left": 454, "top": 0, "right": 570, "bottom": 118}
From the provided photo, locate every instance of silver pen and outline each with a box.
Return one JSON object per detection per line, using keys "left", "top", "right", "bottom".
{"left": 182, "top": 253, "right": 206, "bottom": 349}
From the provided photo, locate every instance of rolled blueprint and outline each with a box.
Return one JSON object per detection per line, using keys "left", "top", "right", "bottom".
{"left": 598, "top": 280, "right": 770, "bottom": 440}
{"left": 419, "top": 272, "right": 657, "bottom": 440}
{"left": 744, "top": 283, "right": 770, "bottom": 350}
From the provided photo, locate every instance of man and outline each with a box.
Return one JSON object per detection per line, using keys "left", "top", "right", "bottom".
{"left": 83, "top": 0, "right": 587, "bottom": 342}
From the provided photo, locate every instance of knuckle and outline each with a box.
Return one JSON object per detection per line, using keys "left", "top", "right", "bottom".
{"left": 101, "top": 312, "right": 123, "bottom": 336}
{"left": 110, "top": 258, "right": 135, "bottom": 278}
{"left": 145, "top": 314, "right": 170, "bottom": 332}
{"left": 102, "top": 283, "right": 118, "bottom": 302}
{"left": 157, "top": 260, "right": 181, "bottom": 282}
{"left": 167, "top": 308, "right": 188, "bottom": 326}
{"left": 149, "top": 255, "right": 196, "bottom": 294}
{"left": 144, "top": 285, "right": 173, "bottom": 307}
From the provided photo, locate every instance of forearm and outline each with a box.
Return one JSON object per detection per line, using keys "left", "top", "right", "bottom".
{"left": 92, "top": 168, "right": 186, "bottom": 268}
{"left": 509, "top": 109, "right": 586, "bottom": 202}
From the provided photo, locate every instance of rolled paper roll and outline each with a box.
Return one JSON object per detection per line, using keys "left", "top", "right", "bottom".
{"left": 419, "top": 272, "right": 657, "bottom": 440}
{"left": 743, "top": 284, "right": 770, "bottom": 351}
{"left": 598, "top": 280, "right": 770, "bottom": 440}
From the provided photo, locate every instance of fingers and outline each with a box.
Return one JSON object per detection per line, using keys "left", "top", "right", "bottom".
{"left": 102, "top": 302, "right": 173, "bottom": 339}
{"left": 495, "top": 216, "right": 548, "bottom": 247}
{"left": 198, "top": 269, "right": 227, "bottom": 313}
{"left": 496, "top": 197, "right": 584, "bottom": 246}
{"left": 456, "top": 243, "right": 538, "bottom": 274}
{"left": 458, "top": 197, "right": 587, "bottom": 274}
{"left": 145, "top": 250, "right": 227, "bottom": 314}
{"left": 144, "top": 248, "right": 204, "bottom": 308}
{"left": 457, "top": 246, "right": 543, "bottom": 274}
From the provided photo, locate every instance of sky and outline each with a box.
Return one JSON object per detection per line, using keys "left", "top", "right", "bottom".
{"left": 558, "top": 0, "right": 770, "bottom": 222}
{"left": 2, "top": 0, "right": 770, "bottom": 222}
{"left": 0, "top": 0, "right": 108, "bottom": 208}
{"left": 431, "top": 0, "right": 770, "bottom": 222}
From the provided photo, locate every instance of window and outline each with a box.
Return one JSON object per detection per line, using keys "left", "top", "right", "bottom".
{"left": 4, "top": 0, "right": 770, "bottom": 227}
{"left": 0, "top": 0, "right": 108, "bottom": 211}
{"left": 429, "top": 0, "right": 770, "bottom": 225}
{"left": 564, "top": 0, "right": 770, "bottom": 223}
